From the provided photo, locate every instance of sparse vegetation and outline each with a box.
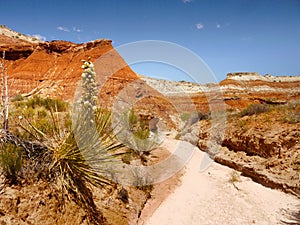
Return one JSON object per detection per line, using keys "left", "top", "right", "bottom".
{"left": 283, "top": 113, "right": 300, "bottom": 124}
{"left": 231, "top": 100, "right": 299, "bottom": 125}
{"left": 9, "top": 96, "right": 70, "bottom": 140}
{"left": 14, "top": 95, "right": 69, "bottom": 112}
{"left": 237, "top": 119, "right": 247, "bottom": 129}
{"left": 180, "top": 112, "right": 193, "bottom": 122}
{"left": 119, "top": 109, "right": 162, "bottom": 159}
{"left": 229, "top": 170, "right": 241, "bottom": 190}
{"left": 0, "top": 142, "right": 22, "bottom": 184}
{"left": 11, "top": 94, "right": 24, "bottom": 102}
{"left": 181, "top": 111, "right": 209, "bottom": 122}
{"left": 240, "top": 103, "right": 270, "bottom": 116}
{"left": 229, "top": 170, "right": 241, "bottom": 183}
{"left": 282, "top": 100, "right": 300, "bottom": 124}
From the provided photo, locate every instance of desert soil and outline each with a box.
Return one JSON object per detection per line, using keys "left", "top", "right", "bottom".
{"left": 143, "top": 140, "right": 299, "bottom": 225}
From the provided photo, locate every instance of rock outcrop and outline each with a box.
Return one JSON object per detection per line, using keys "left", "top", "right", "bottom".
{"left": 195, "top": 102, "right": 300, "bottom": 196}
{"left": 0, "top": 27, "right": 183, "bottom": 129}
{"left": 1, "top": 35, "right": 138, "bottom": 100}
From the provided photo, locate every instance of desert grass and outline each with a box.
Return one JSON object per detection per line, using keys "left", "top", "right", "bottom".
{"left": 0, "top": 142, "right": 22, "bottom": 184}
{"left": 240, "top": 103, "right": 270, "bottom": 117}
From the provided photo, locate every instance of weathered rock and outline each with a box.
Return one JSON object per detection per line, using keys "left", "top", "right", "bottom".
{"left": 0, "top": 182, "right": 90, "bottom": 225}
{"left": 195, "top": 111, "right": 300, "bottom": 196}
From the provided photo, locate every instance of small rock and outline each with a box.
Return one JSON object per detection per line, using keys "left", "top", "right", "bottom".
{"left": 118, "top": 188, "right": 129, "bottom": 204}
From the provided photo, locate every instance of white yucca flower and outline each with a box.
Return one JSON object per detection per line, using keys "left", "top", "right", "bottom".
{"left": 80, "top": 59, "right": 98, "bottom": 113}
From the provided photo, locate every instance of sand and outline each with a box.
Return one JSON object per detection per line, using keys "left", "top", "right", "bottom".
{"left": 144, "top": 141, "right": 299, "bottom": 225}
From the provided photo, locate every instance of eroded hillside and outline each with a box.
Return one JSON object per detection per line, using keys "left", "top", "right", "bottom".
{"left": 0, "top": 26, "right": 299, "bottom": 225}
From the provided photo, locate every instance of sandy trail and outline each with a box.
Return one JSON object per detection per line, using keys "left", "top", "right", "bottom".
{"left": 145, "top": 141, "right": 299, "bottom": 225}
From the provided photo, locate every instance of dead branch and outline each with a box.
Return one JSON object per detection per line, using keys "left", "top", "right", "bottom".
{"left": 1, "top": 50, "right": 8, "bottom": 130}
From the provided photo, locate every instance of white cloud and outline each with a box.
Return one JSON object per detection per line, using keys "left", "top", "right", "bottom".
{"left": 182, "top": 0, "right": 192, "bottom": 3}
{"left": 216, "top": 23, "right": 221, "bottom": 29}
{"left": 32, "top": 34, "right": 46, "bottom": 41}
{"left": 196, "top": 23, "right": 204, "bottom": 30}
{"left": 73, "top": 27, "right": 82, "bottom": 33}
{"left": 57, "top": 26, "right": 70, "bottom": 32}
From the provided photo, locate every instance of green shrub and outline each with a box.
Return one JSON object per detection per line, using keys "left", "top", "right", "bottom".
{"left": 24, "top": 95, "right": 69, "bottom": 112}
{"left": 32, "top": 117, "right": 55, "bottom": 136}
{"left": 180, "top": 112, "right": 192, "bottom": 122}
{"left": 14, "top": 107, "right": 57, "bottom": 141}
{"left": 126, "top": 109, "right": 150, "bottom": 139}
{"left": 128, "top": 108, "right": 138, "bottom": 127}
{"left": 120, "top": 109, "right": 163, "bottom": 155}
{"left": 287, "top": 100, "right": 300, "bottom": 110}
{"left": 240, "top": 104, "right": 270, "bottom": 116}
{"left": 229, "top": 170, "right": 241, "bottom": 183}
{"left": 181, "top": 111, "right": 208, "bottom": 123}
{"left": 237, "top": 119, "right": 247, "bottom": 128}
{"left": 22, "top": 107, "right": 35, "bottom": 118}
{"left": 37, "top": 108, "right": 48, "bottom": 117}
{"left": 11, "top": 96, "right": 70, "bottom": 140}
{"left": 0, "top": 143, "right": 23, "bottom": 184}
{"left": 11, "top": 94, "right": 24, "bottom": 102}
{"left": 282, "top": 100, "right": 300, "bottom": 124}
{"left": 197, "top": 111, "right": 209, "bottom": 120}
{"left": 283, "top": 113, "right": 300, "bottom": 124}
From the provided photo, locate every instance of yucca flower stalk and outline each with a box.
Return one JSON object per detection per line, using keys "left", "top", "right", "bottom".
{"left": 81, "top": 59, "right": 98, "bottom": 113}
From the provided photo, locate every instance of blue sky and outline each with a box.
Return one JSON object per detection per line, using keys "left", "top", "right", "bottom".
{"left": 1, "top": 0, "right": 300, "bottom": 82}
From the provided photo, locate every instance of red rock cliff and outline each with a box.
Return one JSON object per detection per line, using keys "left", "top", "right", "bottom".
{"left": 0, "top": 33, "right": 138, "bottom": 101}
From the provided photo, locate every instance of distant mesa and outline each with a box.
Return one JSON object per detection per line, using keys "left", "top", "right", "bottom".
{"left": 226, "top": 72, "right": 300, "bottom": 82}
{"left": 0, "top": 24, "right": 43, "bottom": 43}
{"left": 227, "top": 72, "right": 259, "bottom": 77}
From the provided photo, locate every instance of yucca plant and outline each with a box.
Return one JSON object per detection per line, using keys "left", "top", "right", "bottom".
{"left": 16, "top": 60, "right": 124, "bottom": 224}
{"left": 49, "top": 111, "right": 121, "bottom": 224}
{"left": 50, "top": 60, "right": 124, "bottom": 224}
{"left": 52, "top": 106, "right": 123, "bottom": 194}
